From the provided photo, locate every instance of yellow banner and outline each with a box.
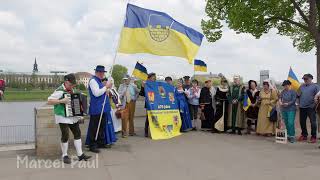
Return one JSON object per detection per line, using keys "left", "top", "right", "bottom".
{"left": 147, "top": 110, "right": 181, "bottom": 140}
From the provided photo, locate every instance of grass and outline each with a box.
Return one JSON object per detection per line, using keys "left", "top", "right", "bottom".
{"left": 2, "top": 90, "right": 54, "bottom": 102}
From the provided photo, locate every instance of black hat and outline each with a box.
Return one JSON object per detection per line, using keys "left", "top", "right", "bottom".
{"left": 64, "top": 73, "right": 77, "bottom": 85}
{"left": 302, "top": 73, "right": 313, "bottom": 80}
{"left": 94, "top": 65, "right": 107, "bottom": 72}
{"left": 282, "top": 80, "right": 291, "bottom": 86}
{"left": 183, "top": 76, "right": 190, "bottom": 80}
{"left": 148, "top": 72, "right": 156, "bottom": 79}
{"left": 165, "top": 76, "right": 172, "bottom": 81}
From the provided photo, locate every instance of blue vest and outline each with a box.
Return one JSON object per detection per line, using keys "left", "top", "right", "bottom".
{"left": 89, "top": 76, "right": 111, "bottom": 115}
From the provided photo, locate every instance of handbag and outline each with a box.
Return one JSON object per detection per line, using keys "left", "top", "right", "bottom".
{"left": 269, "top": 107, "right": 278, "bottom": 122}
{"left": 115, "top": 109, "right": 122, "bottom": 119}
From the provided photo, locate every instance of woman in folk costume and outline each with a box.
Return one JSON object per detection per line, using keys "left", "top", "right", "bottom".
{"left": 256, "top": 80, "right": 278, "bottom": 136}
{"left": 245, "top": 80, "right": 260, "bottom": 134}
{"left": 199, "top": 78, "right": 216, "bottom": 131}
{"left": 227, "top": 75, "right": 246, "bottom": 135}
{"left": 214, "top": 77, "right": 229, "bottom": 132}
{"left": 108, "top": 77, "right": 122, "bottom": 133}
{"left": 175, "top": 79, "right": 193, "bottom": 132}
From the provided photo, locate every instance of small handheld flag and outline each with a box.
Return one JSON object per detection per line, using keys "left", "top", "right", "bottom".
{"left": 132, "top": 62, "right": 148, "bottom": 80}
{"left": 194, "top": 59, "right": 207, "bottom": 72}
{"left": 243, "top": 94, "right": 251, "bottom": 111}
{"left": 118, "top": 4, "right": 204, "bottom": 64}
{"left": 287, "top": 67, "right": 300, "bottom": 91}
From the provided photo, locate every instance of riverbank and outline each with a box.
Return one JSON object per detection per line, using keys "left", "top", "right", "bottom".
{"left": 2, "top": 90, "right": 53, "bottom": 101}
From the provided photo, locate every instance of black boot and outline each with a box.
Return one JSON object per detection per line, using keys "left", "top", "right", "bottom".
{"left": 63, "top": 155, "right": 72, "bottom": 164}
{"left": 238, "top": 129, "right": 242, "bottom": 135}
{"left": 89, "top": 147, "right": 100, "bottom": 153}
{"left": 78, "top": 153, "right": 92, "bottom": 161}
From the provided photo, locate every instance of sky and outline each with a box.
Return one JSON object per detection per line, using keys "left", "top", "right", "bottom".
{"left": 0, "top": 0, "right": 316, "bottom": 82}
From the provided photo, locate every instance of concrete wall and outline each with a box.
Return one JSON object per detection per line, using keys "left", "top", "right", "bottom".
{"left": 35, "top": 99, "right": 146, "bottom": 157}
{"left": 35, "top": 106, "right": 89, "bottom": 157}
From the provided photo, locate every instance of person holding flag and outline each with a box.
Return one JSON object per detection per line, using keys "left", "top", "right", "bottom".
{"left": 244, "top": 80, "right": 260, "bottom": 134}
{"left": 86, "top": 65, "right": 114, "bottom": 153}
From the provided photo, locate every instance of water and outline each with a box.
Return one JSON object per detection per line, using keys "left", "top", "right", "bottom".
{"left": 0, "top": 101, "right": 46, "bottom": 144}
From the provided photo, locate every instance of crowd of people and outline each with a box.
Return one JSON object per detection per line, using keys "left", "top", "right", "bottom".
{"left": 47, "top": 65, "right": 320, "bottom": 164}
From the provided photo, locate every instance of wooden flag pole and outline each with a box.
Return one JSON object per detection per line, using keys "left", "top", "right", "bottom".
{"left": 95, "top": 0, "right": 130, "bottom": 141}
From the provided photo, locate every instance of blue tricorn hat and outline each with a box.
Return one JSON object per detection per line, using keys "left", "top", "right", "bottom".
{"left": 94, "top": 65, "right": 107, "bottom": 72}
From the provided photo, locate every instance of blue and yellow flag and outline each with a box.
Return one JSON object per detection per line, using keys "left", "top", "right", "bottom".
{"left": 288, "top": 67, "right": 300, "bottom": 91}
{"left": 118, "top": 4, "right": 204, "bottom": 64}
{"left": 194, "top": 59, "right": 207, "bottom": 72}
{"left": 243, "top": 94, "right": 251, "bottom": 111}
{"left": 132, "top": 62, "right": 148, "bottom": 80}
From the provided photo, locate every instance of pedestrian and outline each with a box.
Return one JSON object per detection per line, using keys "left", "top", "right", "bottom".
{"left": 245, "top": 80, "right": 260, "bottom": 134}
{"left": 256, "top": 80, "right": 278, "bottom": 136}
{"left": 118, "top": 75, "right": 140, "bottom": 138}
{"left": 279, "top": 80, "right": 297, "bottom": 143}
{"left": 108, "top": 77, "right": 122, "bottom": 133}
{"left": 139, "top": 73, "right": 157, "bottom": 137}
{"left": 182, "top": 76, "right": 191, "bottom": 91}
{"left": 297, "top": 74, "right": 319, "bottom": 143}
{"left": 176, "top": 79, "right": 193, "bottom": 132}
{"left": 85, "top": 65, "right": 116, "bottom": 153}
{"left": 0, "top": 79, "right": 5, "bottom": 101}
{"left": 227, "top": 75, "right": 245, "bottom": 135}
{"left": 214, "top": 77, "right": 229, "bottom": 132}
{"left": 187, "top": 79, "right": 201, "bottom": 130}
{"left": 47, "top": 73, "right": 91, "bottom": 164}
{"left": 199, "top": 78, "right": 216, "bottom": 131}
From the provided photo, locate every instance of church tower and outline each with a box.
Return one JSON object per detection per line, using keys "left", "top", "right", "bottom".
{"left": 33, "top": 57, "right": 39, "bottom": 73}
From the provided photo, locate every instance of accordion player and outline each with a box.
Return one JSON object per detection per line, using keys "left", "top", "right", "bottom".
{"left": 63, "top": 93, "right": 88, "bottom": 117}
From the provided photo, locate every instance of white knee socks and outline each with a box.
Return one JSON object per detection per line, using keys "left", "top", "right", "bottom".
{"left": 74, "top": 139, "right": 83, "bottom": 156}
{"left": 60, "top": 142, "right": 68, "bottom": 157}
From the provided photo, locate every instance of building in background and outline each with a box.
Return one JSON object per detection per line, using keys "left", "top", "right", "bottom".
{"left": 75, "top": 72, "right": 92, "bottom": 88}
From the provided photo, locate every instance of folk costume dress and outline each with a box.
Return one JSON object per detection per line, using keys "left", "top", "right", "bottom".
{"left": 199, "top": 86, "right": 216, "bottom": 129}
{"left": 214, "top": 86, "right": 229, "bottom": 131}
{"left": 256, "top": 89, "right": 278, "bottom": 135}
{"left": 175, "top": 88, "right": 193, "bottom": 132}
{"left": 245, "top": 89, "right": 260, "bottom": 130}
{"left": 227, "top": 84, "right": 245, "bottom": 131}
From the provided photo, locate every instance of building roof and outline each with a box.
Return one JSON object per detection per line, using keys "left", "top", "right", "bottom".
{"left": 74, "top": 72, "right": 93, "bottom": 78}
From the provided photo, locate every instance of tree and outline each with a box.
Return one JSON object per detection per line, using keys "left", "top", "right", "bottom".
{"left": 111, "top": 64, "right": 128, "bottom": 88}
{"left": 202, "top": 0, "right": 320, "bottom": 82}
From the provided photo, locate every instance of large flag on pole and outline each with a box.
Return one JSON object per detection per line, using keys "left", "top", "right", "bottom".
{"left": 118, "top": 4, "right": 204, "bottom": 64}
{"left": 132, "top": 62, "right": 148, "bottom": 80}
{"left": 194, "top": 59, "right": 207, "bottom": 72}
{"left": 287, "top": 67, "right": 300, "bottom": 91}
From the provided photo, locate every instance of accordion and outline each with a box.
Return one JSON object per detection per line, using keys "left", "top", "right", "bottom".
{"left": 63, "top": 93, "right": 87, "bottom": 117}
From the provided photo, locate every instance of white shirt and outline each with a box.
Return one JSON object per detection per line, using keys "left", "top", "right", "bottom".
{"left": 48, "top": 85, "right": 78, "bottom": 124}
{"left": 89, "top": 79, "right": 107, "bottom": 97}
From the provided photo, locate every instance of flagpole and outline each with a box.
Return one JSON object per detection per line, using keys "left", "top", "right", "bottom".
{"left": 95, "top": 0, "right": 130, "bottom": 141}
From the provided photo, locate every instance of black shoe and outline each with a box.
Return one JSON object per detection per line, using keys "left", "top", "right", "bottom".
{"left": 229, "top": 130, "right": 236, "bottom": 134}
{"left": 238, "top": 130, "right": 242, "bottom": 135}
{"left": 89, "top": 148, "right": 100, "bottom": 153}
{"left": 63, "top": 155, "right": 72, "bottom": 164}
{"left": 78, "top": 153, "right": 92, "bottom": 161}
{"left": 192, "top": 127, "right": 197, "bottom": 131}
{"left": 98, "top": 144, "right": 111, "bottom": 149}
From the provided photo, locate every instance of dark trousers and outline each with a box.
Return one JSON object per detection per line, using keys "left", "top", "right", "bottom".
{"left": 300, "top": 108, "right": 317, "bottom": 138}
{"left": 88, "top": 114, "right": 106, "bottom": 148}
{"left": 145, "top": 115, "right": 149, "bottom": 136}
{"left": 202, "top": 104, "right": 215, "bottom": 129}
{"left": 59, "top": 122, "right": 81, "bottom": 143}
{"left": 189, "top": 105, "right": 199, "bottom": 120}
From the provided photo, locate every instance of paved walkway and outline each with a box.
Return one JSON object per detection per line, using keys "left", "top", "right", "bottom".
{"left": 0, "top": 117, "right": 320, "bottom": 180}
